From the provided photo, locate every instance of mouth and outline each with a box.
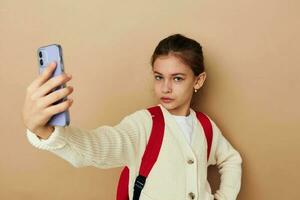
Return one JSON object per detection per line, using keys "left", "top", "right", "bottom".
{"left": 161, "top": 97, "right": 174, "bottom": 103}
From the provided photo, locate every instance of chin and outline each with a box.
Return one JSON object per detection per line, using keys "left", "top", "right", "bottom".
{"left": 160, "top": 101, "right": 177, "bottom": 109}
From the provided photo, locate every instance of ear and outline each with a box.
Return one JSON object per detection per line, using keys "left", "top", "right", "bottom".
{"left": 194, "top": 72, "right": 207, "bottom": 90}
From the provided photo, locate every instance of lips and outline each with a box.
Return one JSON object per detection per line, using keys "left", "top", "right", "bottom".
{"left": 161, "top": 97, "right": 174, "bottom": 103}
{"left": 161, "top": 97, "right": 173, "bottom": 100}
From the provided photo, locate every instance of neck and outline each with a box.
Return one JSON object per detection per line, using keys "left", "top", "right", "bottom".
{"left": 165, "top": 104, "right": 191, "bottom": 117}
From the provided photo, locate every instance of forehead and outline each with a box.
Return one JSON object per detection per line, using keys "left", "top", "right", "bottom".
{"left": 152, "top": 54, "right": 192, "bottom": 75}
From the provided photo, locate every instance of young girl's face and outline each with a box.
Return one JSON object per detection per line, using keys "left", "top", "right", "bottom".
{"left": 152, "top": 54, "right": 206, "bottom": 116}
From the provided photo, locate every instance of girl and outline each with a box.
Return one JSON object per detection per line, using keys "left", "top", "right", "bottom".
{"left": 22, "top": 34, "right": 242, "bottom": 200}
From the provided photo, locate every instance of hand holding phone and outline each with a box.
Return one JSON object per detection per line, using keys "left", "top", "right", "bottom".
{"left": 22, "top": 60, "right": 73, "bottom": 139}
{"left": 37, "top": 44, "right": 71, "bottom": 126}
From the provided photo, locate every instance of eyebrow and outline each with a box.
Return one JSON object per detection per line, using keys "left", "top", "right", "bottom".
{"left": 153, "top": 71, "right": 187, "bottom": 76}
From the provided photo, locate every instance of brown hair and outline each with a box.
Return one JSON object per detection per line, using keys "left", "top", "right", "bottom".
{"left": 150, "top": 34, "right": 205, "bottom": 76}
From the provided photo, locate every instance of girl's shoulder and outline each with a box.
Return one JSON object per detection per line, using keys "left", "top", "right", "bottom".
{"left": 121, "top": 107, "right": 153, "bottom": 129}
{"left": 193, "top": 109, "right": 217, "bottom": 125}
{"left": 192, "top": 109, "right": 222, "bottom": 136}
{"left": 124, "top": 104, "right": 164, "bottom": 122}
{"left": 125, "top": 107, "right": 152, "bottom": 120}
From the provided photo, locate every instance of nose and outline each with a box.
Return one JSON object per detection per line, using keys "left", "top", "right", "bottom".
{"left": 161, "top": 79, "right": 172, "bottom": 93}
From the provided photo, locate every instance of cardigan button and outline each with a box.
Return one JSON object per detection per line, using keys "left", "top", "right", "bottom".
{"left": 188, "top": 192, "right": 195, "bottom": 199}
{"left": 187, "top": 159, "right": 194, "bottom": 164}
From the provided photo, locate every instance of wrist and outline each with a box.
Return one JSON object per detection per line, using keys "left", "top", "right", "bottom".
{"left": 35, "top": 126, "right": 54, "bottom": 140}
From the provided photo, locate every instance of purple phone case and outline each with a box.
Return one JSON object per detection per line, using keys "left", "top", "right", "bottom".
{"left": 37, "top": 44, "right": 70, "bottom": 126}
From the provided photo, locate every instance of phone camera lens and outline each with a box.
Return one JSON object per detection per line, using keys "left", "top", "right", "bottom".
{"left": 39, "top": 51, "right": 43, "bottom": 58}
{"left": 40, "top": 59, "right": 43, "bottom": 65}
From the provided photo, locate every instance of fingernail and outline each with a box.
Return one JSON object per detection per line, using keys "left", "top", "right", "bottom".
{"left": 51, "top": 61, "right": 56, "bottom": 67}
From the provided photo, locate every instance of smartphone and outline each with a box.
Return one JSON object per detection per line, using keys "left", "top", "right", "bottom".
{"left": 37, "top": 44, "right": 70, "bottom": 126}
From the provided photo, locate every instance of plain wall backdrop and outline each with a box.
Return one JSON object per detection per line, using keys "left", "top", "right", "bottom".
{"left": 0, "top": 0, "right": 299, "bottom": 199}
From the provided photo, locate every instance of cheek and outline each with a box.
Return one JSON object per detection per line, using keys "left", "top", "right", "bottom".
{"left": 153, "top": 83, "right": 160, "bottom": 93}
{"left": 176, "top": 83, "right": 193, "bottom": 95}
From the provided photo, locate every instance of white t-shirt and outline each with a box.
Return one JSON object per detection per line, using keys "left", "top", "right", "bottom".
{"left": 171, "top": 113, "right": 194, "bottom": 145}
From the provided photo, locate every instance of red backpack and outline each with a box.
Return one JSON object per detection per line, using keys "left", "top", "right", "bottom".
{"left": 116, "top": 105, "right": 213, "bottom": 200}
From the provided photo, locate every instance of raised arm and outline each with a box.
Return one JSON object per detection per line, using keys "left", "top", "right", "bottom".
{"left": 22, "top": 61, "right": 150, "bottom": 169}
{"left": 26, "top": 110, "right": 150, "bottom": 169}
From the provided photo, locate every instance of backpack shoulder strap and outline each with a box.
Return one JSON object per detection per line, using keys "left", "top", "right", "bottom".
{"left": 117, "top": 105, "right": 164, "bottom": 200}
{"left": 132, "top": 105, "right": 165, "bottom": 200}
{"left": 195, "top": 111, "right": 213, "bottom": 161}
{"left": 139, "top": 105, "right": 165, "bottom": 175}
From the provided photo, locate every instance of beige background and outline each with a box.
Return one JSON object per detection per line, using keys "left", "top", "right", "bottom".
{"left": 1, "top": 0, "right": 299, "bottom": 199}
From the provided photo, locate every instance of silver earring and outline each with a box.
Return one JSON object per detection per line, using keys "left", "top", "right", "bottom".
{"left": 194, "top": 89, "right": 198, "bottom": 93}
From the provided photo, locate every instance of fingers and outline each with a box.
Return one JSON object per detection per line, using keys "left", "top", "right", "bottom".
{"left": 32, "top": 72, "right": 72, "bottom": 99}
{"left": 44, "top": 97, "right": 73, "bottom": 116}
{"left": 28, "top": 62, "right": 58, "bottom": 93}
{"left": 37, "top": 85, "right": 73, "bottom": 109}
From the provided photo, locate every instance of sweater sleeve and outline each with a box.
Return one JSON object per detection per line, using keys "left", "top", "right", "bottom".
{"left": 208, "top": 119, "right": 243, "bottom": 200}
{"left": 26, "top": 111, "right": 144, "bottom": 169}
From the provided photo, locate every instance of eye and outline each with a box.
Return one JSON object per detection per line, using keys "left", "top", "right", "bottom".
{"left": 154, "top": 75, "right": 162, "bottom": 80}
{"left": 174, "top": 77, "right": 183, "bottom": 82}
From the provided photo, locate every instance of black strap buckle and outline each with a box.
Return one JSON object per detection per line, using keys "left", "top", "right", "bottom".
{"left": 134, "top": 175, "right": 146, "bottom": 190}
{"left": 133, "top": 175, "right": 146, "bottom": 200}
